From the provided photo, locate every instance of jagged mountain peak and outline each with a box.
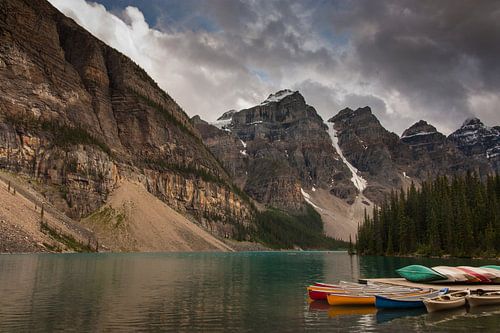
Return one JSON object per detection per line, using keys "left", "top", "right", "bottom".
{"left": 260, "top": 89, "right": 299, "bottom": 105}
{"left": 331, "top": 106, "right": 372, "bottom": 120}
{"left": 448, "top": 117, "right": 500, "bottom": 166}
{"left": 449, "top": 117, "right": 495, "bottom": 141}
{"left": 217, "top": 109, "right": 237, "bottom": 121}
{"left": 328, "top": 106, "right": 379, "bottom": 127}
{"left": 461, "top": 117, "right": 483, "bottom": 128}
{"left": 332, "top": 107, "right": 354, "bottom": 119}
{"left": 355, "top": 106, "right": 373, "bottom": 115}
{"left": 223, "top": 89, "right": 322, "bottom": 126}
{"left": 401, "top": 120, "right": 439, "bottom": 139}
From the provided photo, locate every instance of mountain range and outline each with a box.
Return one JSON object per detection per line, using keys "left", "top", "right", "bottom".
{"left": 193, "top": 90, "right": 498, "bottom": 240}
{"left": 0, "top": 0, "right": 498, "bottom": 251}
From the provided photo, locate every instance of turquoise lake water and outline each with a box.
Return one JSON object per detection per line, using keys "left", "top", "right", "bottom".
{"left": 0, "top": 252, "right": 499, "bottom": 332}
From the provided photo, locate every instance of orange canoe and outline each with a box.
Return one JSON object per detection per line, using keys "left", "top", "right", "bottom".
{"left": 327, "top": 293, "right": 375, "bottom": 306}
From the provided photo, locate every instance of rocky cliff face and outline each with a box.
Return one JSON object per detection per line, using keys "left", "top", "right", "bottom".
{"left": 328, "top": 109, "right": 496, "bottom": 203}
{"left": 0, "top": 0, "right": 253, "bottom": 238}
{"left": 194, "top": 90, "right": 357, "bottom": 211}
{"left": 401, "top": 120, "right": 492, "bottom": 180}
{"left": 328, "top": 107, "right": 412, "bottom": 203}
{"left": 448, "top": 118, "right": 500, "bottom": 171}
{"left": 191, "top": 115, "right": 248, "bottom": 189}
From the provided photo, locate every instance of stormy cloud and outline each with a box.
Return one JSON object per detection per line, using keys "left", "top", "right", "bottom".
{"left": 49, "top": 0, "right": 500, "bottom": 135}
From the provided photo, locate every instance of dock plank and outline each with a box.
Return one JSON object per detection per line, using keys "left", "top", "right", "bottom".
{"left": 359, "top": 278, "right": 500, "bottom": 292}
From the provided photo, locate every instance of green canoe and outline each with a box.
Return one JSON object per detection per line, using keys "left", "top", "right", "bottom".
{"left": 482, "top": 265, "right": 500, "bottom": 271}
{"left": 396, "top": 265, "right": 447, "bottom": 282}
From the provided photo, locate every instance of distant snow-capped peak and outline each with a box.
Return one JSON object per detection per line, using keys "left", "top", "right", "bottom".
{"left": 260, "top": 89, "right": 296, "bottom": 105}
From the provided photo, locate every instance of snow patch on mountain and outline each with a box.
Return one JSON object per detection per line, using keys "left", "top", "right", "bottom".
{"left": 301, "top": 188, "right": 322, "bottom": 211}
{"left": 487, "top": 147, "right": 500, "bottom": 159}
{"left": 326, "top": 122, "right": 367, "bottom": 192}
{"left": 211, "top": 110, "right": 236, "bottom": 131}
{"left": 240, "top": 139, "right": 247, "bottom": 156}
{"left": 260, "top": 89, "right": 295, "bottom": 105}
{"left": 211, "top": 119, "right": 232, "bottom": 130}
{"left": 211, "top": 117, "right": 232, "bottom": 131}
{"left": 401, "top": 131, "right": 435, "bottom": 139}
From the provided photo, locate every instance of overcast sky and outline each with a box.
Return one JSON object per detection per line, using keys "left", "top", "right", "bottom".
{"left": 49, "top": 0, "right": 500, "bottom": 135}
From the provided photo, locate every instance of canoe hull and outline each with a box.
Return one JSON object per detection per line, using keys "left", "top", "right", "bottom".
{"left": 308, "top": 287, "right": 347, "bottom": 300}
{"left": 424, "top": 298, "right": 466, "bottom": 313}
{"left": 308, "top": 289, "right": 328, "bottom": 300}
{"left": 308, "top": 289, "right": 339, "bottom": 300}
{"left": 375, "top": 289, "right": 448, "bottom": 309}
{"left": 466, "top": 295, "right": 500, "bottom": 307}
{"left": 396, "top": 265, "right": 446, "bottom": 282}
{"left": 327, "top": 294, "right": 375, "bottom": 306}
{"left": 375, "top": 296, "right": 425, "bottom": 309}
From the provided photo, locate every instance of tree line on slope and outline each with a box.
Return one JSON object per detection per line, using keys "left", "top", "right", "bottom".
{"left": 356, "top": 172, "right": 500, "bottom": 257}
{"left": 254, "top": 204, "right": 348, "bottom": 250}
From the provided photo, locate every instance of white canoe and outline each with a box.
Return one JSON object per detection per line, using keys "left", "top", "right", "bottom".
{"left": 431, "top": 266, "right": 470, "bottom": 283}
{"left": 423, "top": 290, "right": 470, "bottom": 313}
{"left": 466, "top": 291, "right": 500, "bottom": 307}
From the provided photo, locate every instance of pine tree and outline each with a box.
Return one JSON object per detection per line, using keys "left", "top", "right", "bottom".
{"left": 348, "top": 235, "right": 354, "bottom": 255}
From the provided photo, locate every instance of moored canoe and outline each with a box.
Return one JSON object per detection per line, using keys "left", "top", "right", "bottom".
{"left": 314, "top": 282, "right": 364, "bottom": 289}
{"left": 327, "top": 293, "right": 376, "bottom": 306}
{"left": 308, "top": 286, "right": 347, "bottom": 300}
{"left": 456, "top": 267, "right": 491, "bottom": 283}
{"left": 466, "top": 291, "right": 500, "bottom": 307}
{"left": 423, "top": 290, "right": 470, "bottom": 313}
{"left": 478, "top": 268, "right": 500, "bottom": 283}
{"left": 481, "top": 265, "right": 500, "bottom": 271}
{"left": 396, "top": 265, "right": 447, "bottom": 282}
{"left": 307, "top": 284, "right": 419, "bottom": 300}
{"left": 431, "top": 266, "right": 471, "bottom": 283}
{"left": 375, "top": 289, "right": 448, "bottom": 309}
{"left": 307, "top": 286, "right": 400, "bottom": 300}
{"left": 326, "top": 289, "right": 432, "bottom": 306}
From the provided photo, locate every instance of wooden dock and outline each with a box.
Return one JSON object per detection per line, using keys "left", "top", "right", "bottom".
{"left": 360, "top": 278, "right": 500, "bottom": 292}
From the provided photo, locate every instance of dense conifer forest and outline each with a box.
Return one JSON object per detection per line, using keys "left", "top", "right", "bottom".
{"left": 357, "top": 173, "right": 500, "bottom": 257}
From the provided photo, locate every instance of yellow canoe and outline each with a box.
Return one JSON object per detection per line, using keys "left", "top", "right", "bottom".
{"left": 327, "top": 293, "right": 375, "bottom": 306}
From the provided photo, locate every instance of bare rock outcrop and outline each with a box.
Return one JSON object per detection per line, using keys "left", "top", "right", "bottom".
{"left": 0, "top": 0, "right": 253, "bottom": 241}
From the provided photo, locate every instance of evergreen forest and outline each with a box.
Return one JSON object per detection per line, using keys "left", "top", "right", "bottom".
{"left": 356, "top": 172, "right": 500, "bottom": 257}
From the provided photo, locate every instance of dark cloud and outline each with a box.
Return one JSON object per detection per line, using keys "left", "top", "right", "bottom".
{"left": 49, "top": 0, "right": 500, "bottom": 134}
{"left": 343, "top": 94, "right": 386, "bottom": 114}
{"left": 325, "top": 0, "right": 500, "bottom": 132}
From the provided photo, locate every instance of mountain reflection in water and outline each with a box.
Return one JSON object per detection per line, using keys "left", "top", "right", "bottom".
{"left": 0, "top": 252, "right": 499, "bottom": 332}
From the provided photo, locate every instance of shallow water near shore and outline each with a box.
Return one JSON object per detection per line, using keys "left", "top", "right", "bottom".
{"left": 0, "top": 252, "right": 499, "bottom": 332}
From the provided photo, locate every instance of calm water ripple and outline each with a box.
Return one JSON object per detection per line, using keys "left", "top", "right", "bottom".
{"left": 0, "top": 252, "right": 499, "bottom": 332}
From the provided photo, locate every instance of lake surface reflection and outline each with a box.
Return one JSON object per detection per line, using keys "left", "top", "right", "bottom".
{"left": 0, "top": 252, "right": 499, "bottom": 332}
